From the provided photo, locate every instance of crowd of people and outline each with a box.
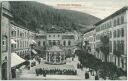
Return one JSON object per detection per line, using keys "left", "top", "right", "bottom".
{"left": 35, "top": 68, "right": 77, "bottom": 77}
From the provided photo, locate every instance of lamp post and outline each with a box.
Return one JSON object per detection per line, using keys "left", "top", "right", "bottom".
{"left": 29, "top": 44, "right": 33, "bottom": 70}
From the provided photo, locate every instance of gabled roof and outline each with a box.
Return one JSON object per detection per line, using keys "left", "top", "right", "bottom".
{"left": 94, "top": 6, "right": 128, "bottom": 26}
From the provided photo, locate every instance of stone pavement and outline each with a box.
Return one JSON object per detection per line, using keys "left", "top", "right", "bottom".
{"left": 15, "top": 57, "right": 97, "bottom": 80}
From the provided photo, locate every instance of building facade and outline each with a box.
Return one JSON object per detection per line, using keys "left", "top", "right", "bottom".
{"left": 10, "top": 21, "right": 36, "bottom": 59}
{"left": 1, "top": 1, "right": 13, "bottom": 80}
{"left": 83, "top": 28, "right": 96, "bottom": 55}
{"left": 94, "top": 6, "right": 127, "bottom": 71}
{"left": 35, "top": 27, "right": 79, "bottom": 58}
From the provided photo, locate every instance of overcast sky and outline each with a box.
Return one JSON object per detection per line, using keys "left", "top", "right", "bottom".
{"left": 36, "top": 0, "right": 128, "bottom": 19}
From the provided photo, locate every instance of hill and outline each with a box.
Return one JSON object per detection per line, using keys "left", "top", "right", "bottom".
{"left": 10, "top": 1, "right": 100, "bottom": 33}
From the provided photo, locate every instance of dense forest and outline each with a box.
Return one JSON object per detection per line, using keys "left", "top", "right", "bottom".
{"left": 10, "top": 1, "right": 100, "bottom": 33}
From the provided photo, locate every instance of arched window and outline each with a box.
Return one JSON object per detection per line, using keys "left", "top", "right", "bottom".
{"left": 68, "top": 40, "right": 71, "bottom": 46}
{"left": 121, "top": 16, "right": 124, "bottom": 24}
{"left": 58, "top": 40, "right": 60, "bottom": 45}
{"left": 53, "top": 40, "right": 56, "bottom": 45}
{"left": 2, "top": 35, "right": 8, "bottom": 52}
{"left": 63, "top": 41, "right": 66, "bottom": 46}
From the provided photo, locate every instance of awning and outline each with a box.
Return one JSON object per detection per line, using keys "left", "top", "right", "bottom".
{"left": 30, "top": 40, "right": 36, "bottom": 44}
{"left": 32, "top": 40, "right": 36, "bottom": 43}
{"left": 32, "top": 50, "right": 37, "bottom": 54}
{"left": 11, "top": 53, "right": 26, "bottom": 67}
{"left": 11, "top": 39, "right": 17, "bottom": 44}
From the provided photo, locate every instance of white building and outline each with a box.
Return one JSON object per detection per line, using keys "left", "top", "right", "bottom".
{"left": 35, "top": 27, "right": 79, "bottom": 58}
{"left": 83, "top": 28, "right": 96, "bottom": 55}
{"left": 10, "top": 21, "right": 36, "bottom": 59}
{"left": 94, "top": 6, "right": 127, "bottom": 71}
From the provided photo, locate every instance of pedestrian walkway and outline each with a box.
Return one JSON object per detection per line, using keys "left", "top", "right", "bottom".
{"left": 66, "top": 57, "right": 95, "bottom": 80}
{"left": 18, "top": 74, "right": 81, "bottom": 80}
{"left": 15, "top": 57, "right": 97, "bottom": 80}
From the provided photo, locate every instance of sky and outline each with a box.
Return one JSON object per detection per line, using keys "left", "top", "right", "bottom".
{"left": 36, "top": 0, "right": 128, "bottom": 19}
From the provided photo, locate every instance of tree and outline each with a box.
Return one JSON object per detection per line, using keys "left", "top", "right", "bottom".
{"left": 100, "top": 35, "right": 109, "bottom": 62}
{"left": 113, "top": 48, "right": 123, "bottom": 67}
{"left": 83, "top": 41, "right": 90, "bottom": 53}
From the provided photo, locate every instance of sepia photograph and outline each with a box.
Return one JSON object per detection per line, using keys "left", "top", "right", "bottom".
{"left": 0, "top": 0, "right": 127, "bottom": 80}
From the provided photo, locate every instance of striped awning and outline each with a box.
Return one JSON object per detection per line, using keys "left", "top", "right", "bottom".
{"left": 32, "top": 50, "right": 37, "bottom": 54}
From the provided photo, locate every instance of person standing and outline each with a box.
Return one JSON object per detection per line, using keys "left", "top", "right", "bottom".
{"left": 2, "top": 57, "right": 7, "bottom": 80}
{"left": 85, "top": 72, "right": 89, "bottom": 79}
{"left": 11, "top": 67, "right": 16, "bottom": 79}
{"left": 95, "top": 74, "right": 99, "bottom": 80}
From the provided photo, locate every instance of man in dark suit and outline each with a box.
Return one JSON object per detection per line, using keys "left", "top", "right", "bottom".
{"left": 85, "top": 72, "right": 89, "bottom": 79}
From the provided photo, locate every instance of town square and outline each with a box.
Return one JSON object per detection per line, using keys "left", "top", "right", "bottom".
{"left": 0, "top": 1, "right": 127, "bottom": 80}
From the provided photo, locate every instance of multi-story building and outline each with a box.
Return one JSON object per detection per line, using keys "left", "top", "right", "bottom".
{"left": 1, "top": 1, "right": 13, "bottom": 80}
{"left": 83, "top": 28, "right": 96, "bottom": 55}
{"left": 35, "top": 27, "right": 79, "bottom": 57}
{"left": 10, "top": 21, "right": 36, "bottom": 59}
{"left": 94, "top": 6, "right": 127, "bottom": 71}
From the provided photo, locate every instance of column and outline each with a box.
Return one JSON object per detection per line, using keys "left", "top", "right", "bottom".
{"left": 54, "top": 52, "right": 56, "bottom": 63}
{"left": 64, "top": 52, "right": 65, "bottom": 61}
{"left": 49, "top": 52, "right": 50, "bottom": 62}
{"left": 46, "top": 52, "right": 47, "bottom": 61}
{"left": 59, "top": 53, "right": 61, "bottom": 63}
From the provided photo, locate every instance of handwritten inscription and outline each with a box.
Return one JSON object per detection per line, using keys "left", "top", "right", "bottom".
{"left": 57, "top": 3, "right": 82, "bottom": 7}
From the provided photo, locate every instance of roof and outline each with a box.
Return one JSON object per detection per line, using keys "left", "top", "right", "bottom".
{"left": 47, "top": 46, "right": 63, "bottom": 51}
{"left": 83, "top": 28, "right": 95, "bottom": 34}
{"left": 62, "top": 35, "right": 74, "bottom": 39}
{"left": 10, "top": 21, "right": 36, "bottom": 33}
{"left": 94, "top": 6, "right": 128, "bottom": 26}
{"left": 35, "top": 35, "right": 46, "bottom": 39}
{"left": 11, "top": 53, "right": 25, "bottom": 67}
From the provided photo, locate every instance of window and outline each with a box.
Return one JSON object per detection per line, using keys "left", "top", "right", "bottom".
{"left": 117, "top": 40, "right": 120, "bottom": 50}
{"left": 49, "top": 35, "right": 51, "bottom": 37}
{"left": 114, "top": 19, "right": 116, "bottom": 27}
{"left": 53, "top": 40, "right": 56, "bottom": 45}
{"left": 121, "top": 28, "right": 124, "bottom": 37}
{"left": 68, "top": 40, "right": 71, "bottom": 46}
{"left": 121, "top": 40, "right": 124, "bottom": 54}
{"left": 2, "top": 40, "right": 6, "bottom": 46}
{"left": 110, "top": 21, "right": 112, "bottom": 27}
{"left": 53, "top": 35, "right": 55, "bottom": 37}
{"left": 17, "top": 30, "right": 19, "bottom": 37}
{"left": 58, "top": 35, "right": 60, "bottom": 37}
{"left": 63, "top": 41, "right": 66, "bottom": 46}
{"left": 109, "top": 41, "right": 112, "bottom": 52}
{"left": 121, "top": 59, "right": 124, "bottom": 68}
{"left": 49, "top": 40, "right": 51, "bottom": 46}
{"left": 11, "top": 31, "right": 14, "bottom": 36}
{"left": 121, "top": 16, "right": 124, "bottom": 24}
{"left": 107, "top": 23, "right": 109, "bottom": 28}
{"left": 109, "top": 31, "right": 112, "bottom": 38}
{"left": 20, "top": 32, "right": 22, "bottom": 37}
{"left": 17, "top": 40, "right": 19, "bottom": 48}
{"left": 43, "top": 41, "right": 45, "bottom": 46}
{"left": 117, "top": 29, "right": 120, "bottom": 37}
{"left": 20, "top": 41, "right": 22, "bottom": 48}
{"left": 38, "top": 41, "right": 41, "bottom": 46}
{"left": 58, "top": 40, "right": 60, "bottom": 45}
{"left": 117, "top": 18, "right": 120, "bottom": 25}
{"left": 113, "top": 41, "right": 116, "bottom": 51}
{"left": 113, "top": 30, "right": 116, "bottom": 38}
